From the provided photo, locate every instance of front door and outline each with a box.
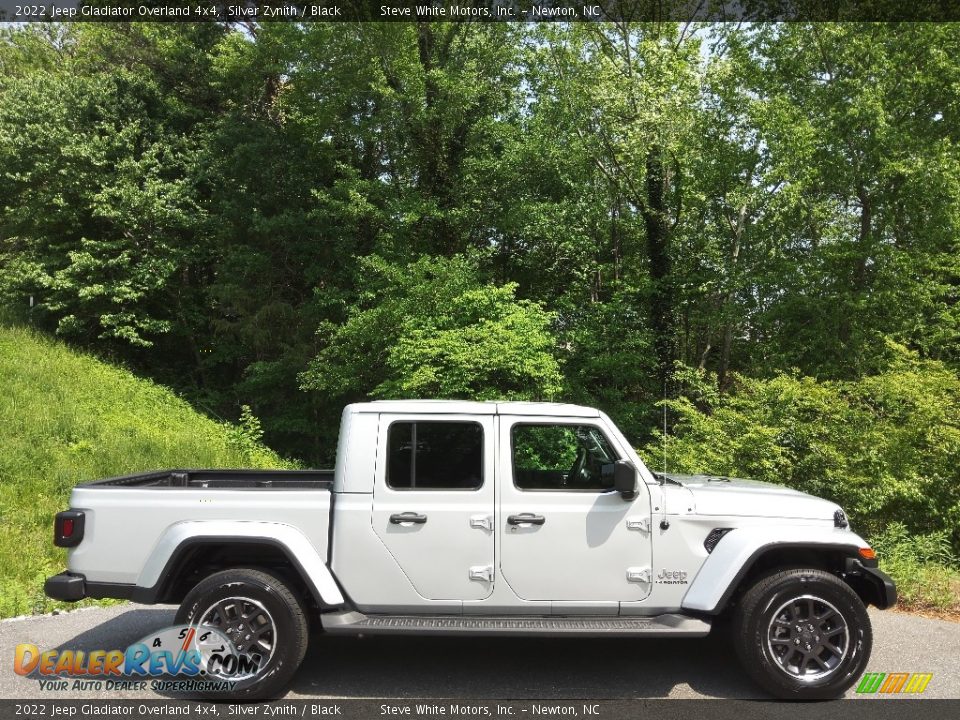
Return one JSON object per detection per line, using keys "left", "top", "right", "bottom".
{"left": 372, "top": 414, "right": 495, "bottom": 601}
{"left": 498, "top": 417, "right": 653, "bottom": 602}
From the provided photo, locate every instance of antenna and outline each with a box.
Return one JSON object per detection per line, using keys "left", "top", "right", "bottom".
{"left": 660, "top": 379, "right": 670, "bottom": 530}
{"left": 662, "top": 379, "right": 668, "bottom": 477}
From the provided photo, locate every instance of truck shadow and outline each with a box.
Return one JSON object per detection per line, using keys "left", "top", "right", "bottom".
{"left": 291, "top": 631, "right": 764, "bottom": 700}
{"left": 35, "top": 607, "right": 762, "bottom": 699}
{"left": 43, "top": 607, "right": 177, "bottom": 659}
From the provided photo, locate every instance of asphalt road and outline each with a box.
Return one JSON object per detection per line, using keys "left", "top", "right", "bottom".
{"left": 1, "top": 604, "right": 958, "bottom": 700}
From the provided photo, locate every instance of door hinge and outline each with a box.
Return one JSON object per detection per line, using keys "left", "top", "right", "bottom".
{"left": 626, "top": 517, "right": 651, "bottom": 533}
{"left": 626, "top": 566, "right": 651, "bottom": 583}
{"left": 469, "top": 514, "right": 493, "bottom": 531}
{"left": 469, "top": 565, "right": 494, "bottom": 583}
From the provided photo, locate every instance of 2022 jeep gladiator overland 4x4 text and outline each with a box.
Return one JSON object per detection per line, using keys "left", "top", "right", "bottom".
{"left": 45, "top": 400, "right": 895, "bottom": 699}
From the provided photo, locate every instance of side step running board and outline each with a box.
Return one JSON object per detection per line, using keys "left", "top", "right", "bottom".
{"left": 321, "top": 611, "right": 711, "bottom": 637}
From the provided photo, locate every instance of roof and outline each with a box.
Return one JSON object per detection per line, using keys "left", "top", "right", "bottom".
{"left": 348, "top": 400, "right": 601, "bottom": 418}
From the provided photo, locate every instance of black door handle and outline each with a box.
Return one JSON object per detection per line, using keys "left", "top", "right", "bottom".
{"left": 507, "top": 513, "right": 545, "bottom": 526}
{"left": 389, "top": 512, "right": 427, "bottom": 525}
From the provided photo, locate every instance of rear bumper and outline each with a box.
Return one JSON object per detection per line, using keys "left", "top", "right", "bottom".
{"left": 44, "top": 572, "right": 86, "bottom": 601}
{"left": 44, "top": 571, "right": 134, "bottom": 603}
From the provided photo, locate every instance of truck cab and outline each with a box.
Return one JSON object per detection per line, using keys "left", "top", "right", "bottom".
{"left": 332, "top": 400, "right": 658, "bottom": 615}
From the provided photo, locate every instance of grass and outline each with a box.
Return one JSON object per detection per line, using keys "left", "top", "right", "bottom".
{"left": 872, "top": 522, "right": 960, "bottom": 619}
{"left": 0, "top": 320, "right": 295, "bottom": 618}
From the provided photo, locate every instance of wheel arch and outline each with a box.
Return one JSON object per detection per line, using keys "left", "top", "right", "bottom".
{"left": 133, "top": 523, "right": 345, "bottom": 608}
{"left": 682, "top": 526, "right": 877, "bottom": 615}
{"left": 708, "top": 544, "right": 865, "bottom": 614}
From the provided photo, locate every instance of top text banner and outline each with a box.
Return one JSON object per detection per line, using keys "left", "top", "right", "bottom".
{"left": 1, "top": 0, "right": 959, "bottom": 22}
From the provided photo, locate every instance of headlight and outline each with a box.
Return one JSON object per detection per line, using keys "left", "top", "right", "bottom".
{"left": 834, "top": 509, "right": 849, "bottom": 528}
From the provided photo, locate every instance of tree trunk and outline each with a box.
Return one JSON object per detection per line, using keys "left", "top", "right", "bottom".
{"left": 718, "top": 204, "right": 746, "bottom": 389}
{"left": 643, "top": 145, "right": 675, "bottom": 394}
{"left": 839, "top": 187, "right": 872, "bottom": 347}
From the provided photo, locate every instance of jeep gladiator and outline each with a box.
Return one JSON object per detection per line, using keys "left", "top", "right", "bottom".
{"left": 45, "top": 400, "right": 896, "bottom": 699}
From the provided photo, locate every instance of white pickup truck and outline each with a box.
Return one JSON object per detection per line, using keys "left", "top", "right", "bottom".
{"left": 45, "top": 400, "right": 895, "bottom": 700}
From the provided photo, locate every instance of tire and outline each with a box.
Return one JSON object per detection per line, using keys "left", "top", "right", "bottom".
{"left": 175, "top": 568, "right": 309, "bottom": 700}
{"left": 733, "top": 568, "right": 872, "bottom": 700}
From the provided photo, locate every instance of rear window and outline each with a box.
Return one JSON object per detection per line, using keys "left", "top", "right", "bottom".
{"left": 386, "top": 421, "right": 483, "bottom": 490}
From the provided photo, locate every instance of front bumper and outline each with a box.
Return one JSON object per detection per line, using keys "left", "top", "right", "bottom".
{"left": 862, "top": 564, "right": 898, "bottom": 609}
{"left": 844, "top": 558, "right": 897, "bottom": 609}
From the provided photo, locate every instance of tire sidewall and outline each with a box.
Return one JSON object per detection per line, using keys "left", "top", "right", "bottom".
{"left": 175, "top": 572, "right": 302, "bottom": 699}
{"left": 745, "top": 572, "right": 871, "bottom": 699}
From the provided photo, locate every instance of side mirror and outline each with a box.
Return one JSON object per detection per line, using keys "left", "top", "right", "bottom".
{"left": 602, "top": 460, "right": 637, "bottom": 500}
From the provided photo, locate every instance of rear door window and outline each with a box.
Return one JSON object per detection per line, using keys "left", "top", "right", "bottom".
{"left": 387, "top": 421, "right": 484, "bottom": 490}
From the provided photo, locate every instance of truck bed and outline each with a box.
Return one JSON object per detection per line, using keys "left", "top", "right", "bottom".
{"left": 80, "top": 468, "right": 334, "bottom": 489}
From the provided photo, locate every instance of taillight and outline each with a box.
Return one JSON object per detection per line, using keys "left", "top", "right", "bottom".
{"left": 54, "top": 511, "right": 85, "bottom": 548}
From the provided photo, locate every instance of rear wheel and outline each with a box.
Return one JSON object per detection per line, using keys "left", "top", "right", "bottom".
{"left": 175, "top": 568, "right": 309, "bottom": 700}
{"left": 733, "top": 568, "right": 872, "bottom": 699}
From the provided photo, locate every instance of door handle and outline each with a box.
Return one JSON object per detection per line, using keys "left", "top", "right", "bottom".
{"left": 389, "top": 512, "right": 427, "bottom": 525}
{"left": 507, "top": 513, "right": 545, "bottom": 526}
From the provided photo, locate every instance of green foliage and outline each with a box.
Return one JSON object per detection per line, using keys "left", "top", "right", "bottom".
{"left": 871, "top": 522, "right": 960, "bottom": 613}
{"left": 513, "top": 426, "right": 579, "bottom": 472}
{"left": 4, "top": 22, "right": 958, "bottom": 463}
{"left": 0, "top": 320, "right": 294, "bottom": 618}
{"left": 301, "top": 255, "right": 563, "bottom": 402}
{"left": 644, "top": 348, "right": 960, "bottom": 549}
{"left": 729, "top": 24, "right": 960, "bottom": 376}
{"left": 0, "top": 27, "right": 212, "bottom": 350}
{"left": 223, "top": 405, "right": 274, "bottom": 466}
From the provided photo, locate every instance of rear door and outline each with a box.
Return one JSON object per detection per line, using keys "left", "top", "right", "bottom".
{"left": 372, "top": 414, "right": 495, "bottom": 601}
{"left": 498, "top": 417, "right": 653, "bottom": 603}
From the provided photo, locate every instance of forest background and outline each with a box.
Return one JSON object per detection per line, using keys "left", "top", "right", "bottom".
{"left": 1, "top": 21, "right": 958, "bottom": 616}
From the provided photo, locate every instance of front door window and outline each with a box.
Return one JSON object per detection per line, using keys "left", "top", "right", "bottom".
{"left": 512, "top": 424, "right": 618, "bottom": 491}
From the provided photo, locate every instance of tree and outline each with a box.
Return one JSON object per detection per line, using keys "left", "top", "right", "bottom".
{"left": 740, "top": 24, "right": 960, "bottom": 377}
{"left": 530, "top": 22, "right": 702, "bottom": 397}
{"left": 0, "top": 66, "right": 206, "bottom": 349}
{"left": 3, "top": 20, "right": 960, "bottom": 477}
{"left": 300, "top": 254, "right": 563, "bottom": 402}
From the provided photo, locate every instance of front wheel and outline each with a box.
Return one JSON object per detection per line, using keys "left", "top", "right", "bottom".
{"left": 733, "top": 568, "right": 872, "bottom": 699}
{"left": 175, "top": 568, "right": 309, "bottom": 700}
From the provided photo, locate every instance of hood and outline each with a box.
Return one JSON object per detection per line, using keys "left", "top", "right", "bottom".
{"left": 657, "top": 473, "right": 842, "bottom": 521}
